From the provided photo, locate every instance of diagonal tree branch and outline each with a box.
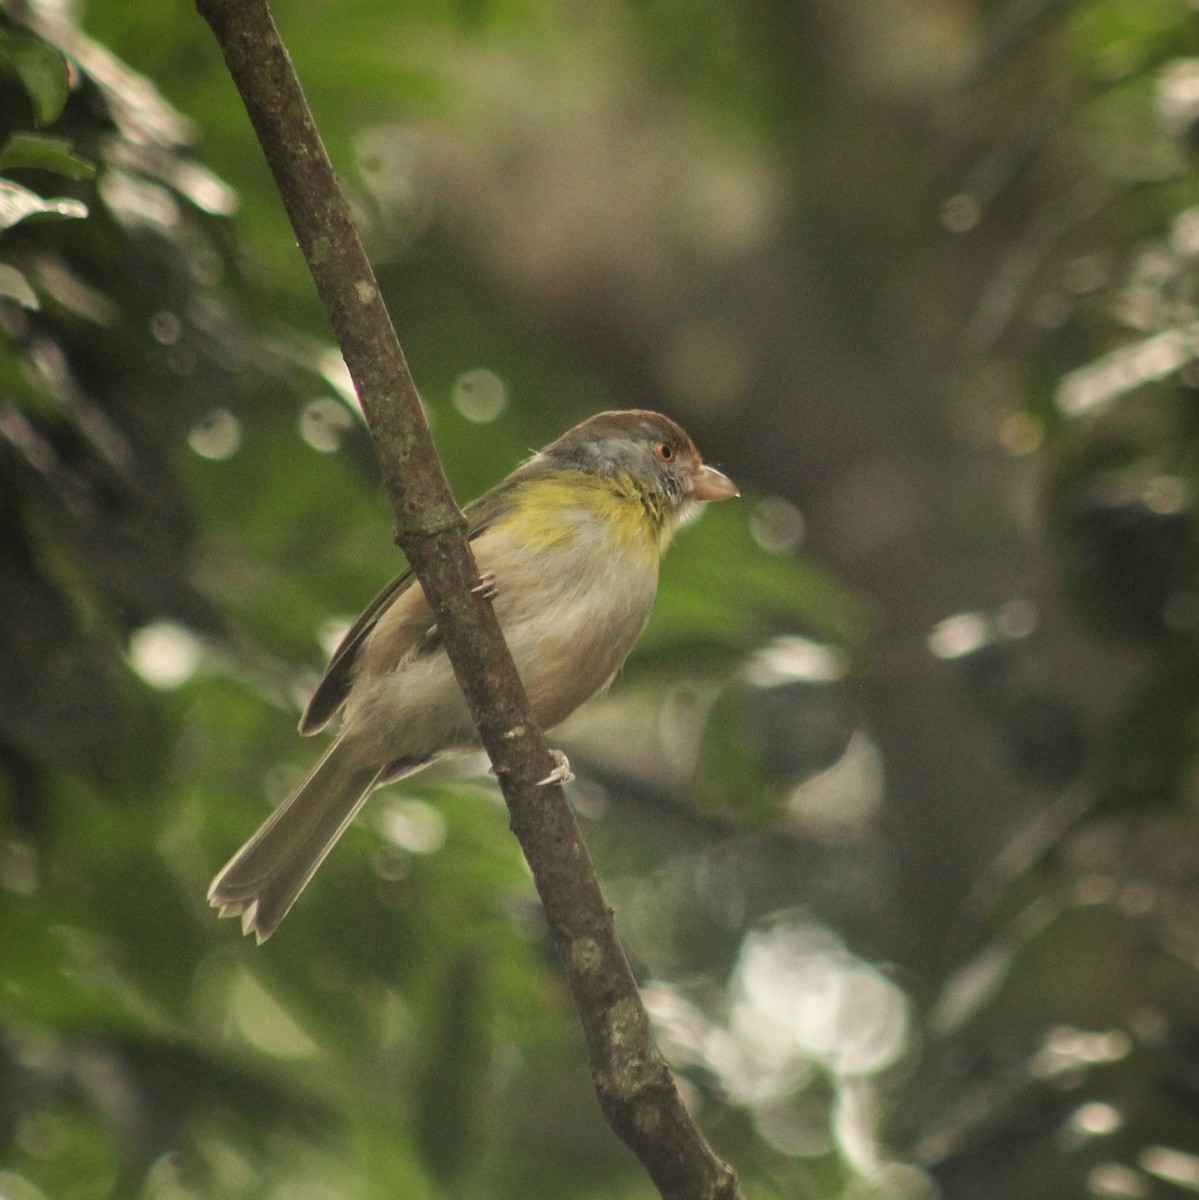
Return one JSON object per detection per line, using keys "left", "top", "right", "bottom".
{"left": 194, "top": 2, "right": 743, "bottom": 1197}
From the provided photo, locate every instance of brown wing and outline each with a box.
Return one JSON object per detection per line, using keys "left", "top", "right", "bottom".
{"left": 299, "top": 569, "right": 424, "bottom": 734}
{"left": 298, "top": 479, "right": 526, "bottom": 734}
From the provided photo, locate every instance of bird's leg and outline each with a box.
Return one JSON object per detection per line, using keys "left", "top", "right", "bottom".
{"left": 536, "top": 749, "right": 574, "bottom": 787}
{"left": 486, "top": 748, "right": 573, "bottom": 785}
{"left": 471, "top": 571, "right": 498, "bottom": 601}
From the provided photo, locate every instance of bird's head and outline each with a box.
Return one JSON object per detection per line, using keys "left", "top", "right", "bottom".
{"left": 539, "top": 409, "right": 738, "bottom": 530}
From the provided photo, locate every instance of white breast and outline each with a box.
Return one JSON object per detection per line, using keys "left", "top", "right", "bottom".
{"left": 341, "top": 517, "right": 659, "bottom": 768}
{"left": 499, "top": 535, "right": 659, "bottom": 729}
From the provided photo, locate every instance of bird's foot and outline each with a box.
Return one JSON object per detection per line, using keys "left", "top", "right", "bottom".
{"left": 472, "top": 571, "right": 498, "bottom": 601}
{"left": 536, "top": 749, "right": 575, "bottom": 787}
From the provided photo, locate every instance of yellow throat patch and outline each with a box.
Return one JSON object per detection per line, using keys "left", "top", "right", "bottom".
{"left": 499, "top": 470, "right": 668, "bottom": 561}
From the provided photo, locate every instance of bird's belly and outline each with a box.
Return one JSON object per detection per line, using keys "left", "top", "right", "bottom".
{"left": 345, "top": 539, "right": 658, "bottom": 766}
{"left": 507, "top": 578, "right": 656, "bottom": 729}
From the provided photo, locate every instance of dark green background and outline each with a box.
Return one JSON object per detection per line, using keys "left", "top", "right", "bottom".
{"left": 4, "top": 1, "right": 1199, "bottom": 1197}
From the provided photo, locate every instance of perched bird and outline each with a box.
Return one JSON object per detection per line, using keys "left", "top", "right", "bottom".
{"left": 209, "top": 409, "right": 738, "bottom": 941}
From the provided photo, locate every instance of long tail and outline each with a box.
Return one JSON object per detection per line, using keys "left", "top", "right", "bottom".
{"left": 208, "top": 738, "right": 422, "bottom": 942}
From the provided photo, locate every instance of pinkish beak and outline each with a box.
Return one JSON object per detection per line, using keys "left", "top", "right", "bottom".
{"left": 692, "top": 463, "right": 739, "bottom": 502}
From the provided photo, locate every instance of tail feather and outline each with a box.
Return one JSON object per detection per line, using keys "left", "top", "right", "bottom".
{"left": 209, "top": 738, "right": 422, "bottom": 942}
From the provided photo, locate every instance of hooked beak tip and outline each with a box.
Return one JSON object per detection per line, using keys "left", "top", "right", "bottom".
{"left": 692, "top": 463, "right": 739, "bottom": 502}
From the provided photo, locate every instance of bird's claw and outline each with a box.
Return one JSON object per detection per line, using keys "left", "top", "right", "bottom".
{"left": 536, "top": 749, "right": 574, "bottom": 787}
{"left": 472, "top": 571, "right": 498, "bottom": 601}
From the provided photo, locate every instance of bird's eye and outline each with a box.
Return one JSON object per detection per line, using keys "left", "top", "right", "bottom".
{"left": 654, "top": 442, "right": 674, "bottom": 462}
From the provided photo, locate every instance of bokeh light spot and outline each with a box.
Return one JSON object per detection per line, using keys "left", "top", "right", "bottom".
{"left": 1089, "top": 1162, "right": 1150, "bottom": 1198}
{"left": 1030, "top": 1026, "right": 1132, "bottom": 1079}
{"left": 452, "top": 367, "right": 508, "bottom": 423}
{"left": 317, "top": 347, "right": 359, "bottom": 405}
{"left": 300, "top": 397, "right": 355, "bottom": 453}
{"left": 1140, "top": 1146, "right": 1199, "bottom": 1190}
{"left": 995, "top": 598, "right": 1038, "bottom": 639}
{"left": 1158, "top": 59, "right": 1199, "bottom": 138}
{"left": 734, "top": 918, "right": 908, "bottom": 1079}
{"left": 129, "top": 622, "right": 202, "bottom": 690}
{"left": 750, "top": 496, "right": 805, "bottom": 554}
{"left": 927, "top": 611, "right": 990, "bottom": 659}
{"left": 376, "top": 797, "right": 448, "bottom": 855}
{"left": 1144, "top": 475, "right": 1188, "bottom": 515}
{"left": 188, "top": 407, "right": 242, "bottom": 460}
{"left": 745, "top": 636, "right": 848, "bottom": 686}
{"left": 149, "top": 309, "right": 181, "bottom": 344}
{"left": 941, "top": 192, "right": 979, "bottom": 232}
{"left": 1072, "top": 1102, "right": 1123, "bottom": 1137}
{"left": 1057, "top": 330, "right": 1189, "bottom": 416}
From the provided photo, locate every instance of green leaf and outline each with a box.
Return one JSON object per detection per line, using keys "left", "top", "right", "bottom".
{"left": 0, "top": 133, "right": 96, "bottom": 180}
{"left": 0, "top": 178, "right": 87, "bottom": 230}
{"left": 0, "top": 262, "right": 38, "bottom": 308}
{"left": 0, "top": 32, "right": 70, "bottom": 127}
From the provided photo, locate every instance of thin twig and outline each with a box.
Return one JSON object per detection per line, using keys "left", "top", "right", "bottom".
{"left": 194, "top": 2, "right": 743, "bottom": 1196}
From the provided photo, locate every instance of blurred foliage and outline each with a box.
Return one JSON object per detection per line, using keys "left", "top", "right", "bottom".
{"left": 8, "top": 0, "right": 1199, "bottom": 1198}
{"left": 903, "top": 1, "right": 1199, "bottom": 1197}
{"left": 0, "top": 2, "right": 867, "bottom": 1199}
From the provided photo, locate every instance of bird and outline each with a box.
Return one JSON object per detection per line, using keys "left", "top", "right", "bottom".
{"left": 208, "top": 409, "right": 738, "bottom": 941}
